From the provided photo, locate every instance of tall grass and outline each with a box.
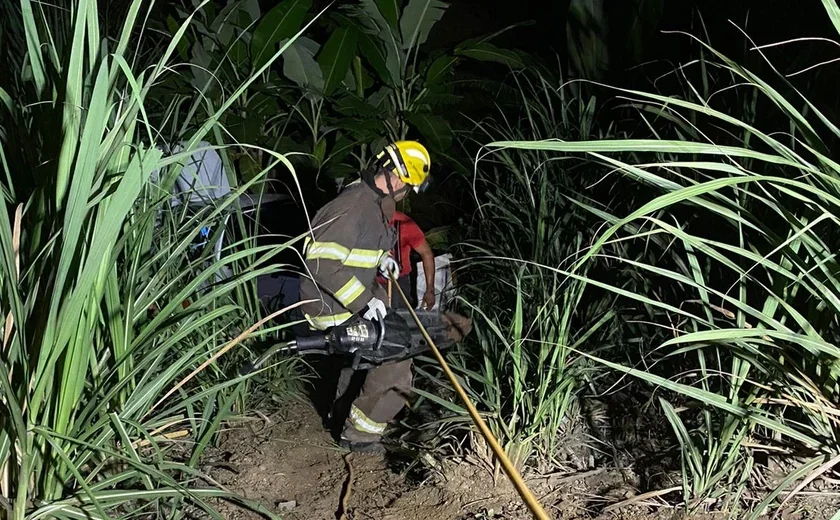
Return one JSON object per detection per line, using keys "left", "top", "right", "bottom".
{"left": 413, "top": 74, "right": 632, "bottom": 476}
{"left": 467, "top": 3, "right": 840, "bottom": 516}
{"left": 0, "top": 0, "right": 305, "bottom": 517}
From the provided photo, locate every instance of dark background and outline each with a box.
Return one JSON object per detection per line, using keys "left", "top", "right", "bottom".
{"left": 295, "top": 1, "right": 839, "bottom": 73}
{"left": 255, "top": 0, "right": 840, "bottom": 257}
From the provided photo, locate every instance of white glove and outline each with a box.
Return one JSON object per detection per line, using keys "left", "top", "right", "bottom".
{"left": 363, "top": 297, "right": 387, "bottom": 321}
{"left": 378, "top": 254, "right": 399, "bottom": 279}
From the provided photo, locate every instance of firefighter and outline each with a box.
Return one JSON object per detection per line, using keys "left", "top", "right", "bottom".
{"left": 299, "top": 141, "right": 431, "bottom": 451}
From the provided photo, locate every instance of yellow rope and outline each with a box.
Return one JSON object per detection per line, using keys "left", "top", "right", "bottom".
{"left": 390, "top": 275, "right": 551, "bottom": 520}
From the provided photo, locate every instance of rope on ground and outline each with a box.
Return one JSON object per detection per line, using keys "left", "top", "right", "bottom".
{"left": 391, "top": 274, "right": 552, "bottom": 520}
{"left": 337, "top": 452, "right": 354, "bottom": 520}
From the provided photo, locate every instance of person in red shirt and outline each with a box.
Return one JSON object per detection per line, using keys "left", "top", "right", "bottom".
{"left": 379, "top": 211, "right": 437, "bottom": 310}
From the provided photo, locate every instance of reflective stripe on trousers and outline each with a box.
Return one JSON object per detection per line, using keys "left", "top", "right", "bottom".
{"left": 343, "top": 359, "right": 413, "bottom": 437}
{"left": 348, "top": 404, "right": 386, "bottom": 434}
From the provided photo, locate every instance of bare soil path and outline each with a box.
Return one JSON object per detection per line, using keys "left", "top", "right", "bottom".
{"left": 202, "top": 401, "right": 839, "bottom": 520}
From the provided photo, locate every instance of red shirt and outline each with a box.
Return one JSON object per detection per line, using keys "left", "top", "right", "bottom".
{"left": 384, "top": 211, "right": 424, "bottom": 279}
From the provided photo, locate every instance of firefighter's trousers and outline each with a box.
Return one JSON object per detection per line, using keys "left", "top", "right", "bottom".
{"left": 337, "top": 359, "right": 412, "bottom": 440}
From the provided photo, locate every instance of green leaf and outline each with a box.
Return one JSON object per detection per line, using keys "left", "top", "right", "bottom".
{"left": 374, "top": 0, "right": 401, "bottom": 29}
{"left": 400, "top": 0, "right": 448, "bottom": 50}
{"left": 334, "top": 118, "right": 384, "bottom": 141}
{"left": 358, "top": 30, "right": 395, "bottom": 85}
{"left": 166, "top": 16, "right": 190, "bottom": 60}
{"left": 251, "top": 0, "right": 311, "bottom": 70}
{"left": 330, "top": 10, "right": 395, "bottom": 85}
{"left": 577, "top": 350, "right": 820, "bottom": 448}
{"left": 821, "top": 0, "right": 840, "bottom": 37}
{"left": 212, "top": 0, "right": 257, "bottom": 48}
{"left": 54, "top": 0, "right": 90, "bottom": 208}
{"left": 229, "top": 40, "right": 250, "bottom": 68}
{"left": 355, "top": 0, "right": 404, "bottom": 82}
{"left": 425, "top": 54, "right": 458, "bottom": 85}
{"left": 455, "top": 42, "right": 526, "bottom": 69}
{"left": 240, "top": 0, "right": 261, "bottom": 23}
{"left": 418, "top": 87, "right": 461, "bottom": 107}
{"left": 189, "top": 40, "right": 216, "bottom": 93}
{"left": 324, "top": 134, "right": 356, "bottom": 166}
{"left": 334, "top": 94, "right": 380, "bottom": 117}
{"left": 318, "top": 27, "right": 358, "bottom": 96}
{"left": 406, "top": 112, "right": 452, "bottom": 149}
{"left": 19, "top": 0, "right": 47, "bottom": 95}
{"left": 358, "top": 0, "right": 392, "bottom": 32}
{"left": 411, "top": 388, "right": 468, "bottom": 415}
{"left": 226, "top": 112, "right": 261, "bottom": 143}
{"left": 282, "top": 38, "right": 324, "bottom": 92}
{"left": 366, "top": 86, "right": 392, "bottom": 109}
{"left": 238, "top": 153, "right": 263, "bottom": 182}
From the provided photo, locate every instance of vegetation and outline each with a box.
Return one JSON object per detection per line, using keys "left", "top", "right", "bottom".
{"left": 161, "top": 0, "right": 524, "bottom": 186}
{"left": 3, "top": 0, "right": 840, "bottom": 518}
{"left": 0, "top": 0, "right": 302, "bottom": 517}
{"left": 425, "top": 1, "right": 840, "bottom": 518}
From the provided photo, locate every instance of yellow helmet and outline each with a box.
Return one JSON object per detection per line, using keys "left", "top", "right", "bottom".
{"left": 374, "top": 141, "right": 431, "bottom": 192}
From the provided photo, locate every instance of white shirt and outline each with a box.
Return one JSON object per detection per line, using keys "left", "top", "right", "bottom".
{"left": 151, "top": 141, "right": 230, "bottom": 207}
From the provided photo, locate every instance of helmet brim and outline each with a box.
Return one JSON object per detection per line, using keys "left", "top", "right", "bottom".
{"left": 413, "top": 179, "right": 430, "bottom": 193}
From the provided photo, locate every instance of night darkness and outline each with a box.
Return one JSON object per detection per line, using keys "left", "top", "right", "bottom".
{"left": 254, "top": 0, "right": 840, "bottom": 233}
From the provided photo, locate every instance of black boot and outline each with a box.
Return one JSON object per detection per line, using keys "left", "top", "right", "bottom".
{"left": 340, "top": 425, "right": 386, "bottom": 454}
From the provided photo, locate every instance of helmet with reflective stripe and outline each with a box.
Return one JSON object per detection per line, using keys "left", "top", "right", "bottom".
{"left": 374, "top": 141, "right": 431, "bottom": 193}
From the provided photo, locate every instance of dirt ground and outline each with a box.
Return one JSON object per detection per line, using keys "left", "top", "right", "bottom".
{"left": 199, "top": 399, "right": 840, "bottom": 520}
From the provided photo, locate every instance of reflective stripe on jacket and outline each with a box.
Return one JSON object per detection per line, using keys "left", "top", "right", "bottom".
{"left": 299, "top": 182, "right": 396, "bottom": 330}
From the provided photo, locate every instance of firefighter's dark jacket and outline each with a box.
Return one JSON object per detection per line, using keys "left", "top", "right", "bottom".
{"left": 299, "top": 181, "right": 396, "bottom": 330}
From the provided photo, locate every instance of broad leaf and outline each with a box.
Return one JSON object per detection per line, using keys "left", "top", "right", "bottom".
{"left": 455, "top": 42, "right": 526, "bottom": 69}
{"left": 358, "top": 0, "right": 392, "bottom": 32}
{"left": 421, "top": 88, "right": 461, "bottom": 107}
{"left": 343, "top": 66, "right": 357, "bottom": 92}
{"left": 296, "top": 35, "right": 320, "bottom": 55}
{"left": 425, "top": 54, "right": 458, "bottom": 85}
{"left": 358, "top": 29, "right": 395, "bottom": 85}
{"left": 318, "top": 27, "right": 358, "bottom": 96}
{"left": 189, "top": 41, "right": 215, "bottom": 93}
{"left": 166, "top": 16, "right": 190, "bottom": 60}
{"left": 251, "top": 0, "right": 311, "bottom": 70}
{"left": 367, "top": 86, "right": 392, "bottom": 109}
{"left": 406, "top": 112, "right": 452, "bottom": 149}
{"left": 334, "top": 94, "right": 380, "bottom": 117}
{"left": 374, "top": 0, "right": 401, "bottom": 29}
{"left": 400, "top": 0, "right": 448, "bottom": 50}
{"left": 330, "top": 11, "right": 394, "bottom": 85}
{"left": 212, "top": 0, "right": 260, "bottom": 47}
{"left": 229, "top": 40, "right": 250, "bottom": 68}
{"left": 281, "top": 37, "right": 324, "bottom": 92}
{"left": 240, "top": 0, "right": 261, "bottom": 22}
{"left": 335, "top": 118, "right": 384, "bottom": 141}
{"left": 385, "top": 41, "right": 402, "bottom": 84}
{"left": 351, "top": 0, "right": 402, "bottom": 84}
{"left": 324, "top": 133, "right": 356, "bottom": 168}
